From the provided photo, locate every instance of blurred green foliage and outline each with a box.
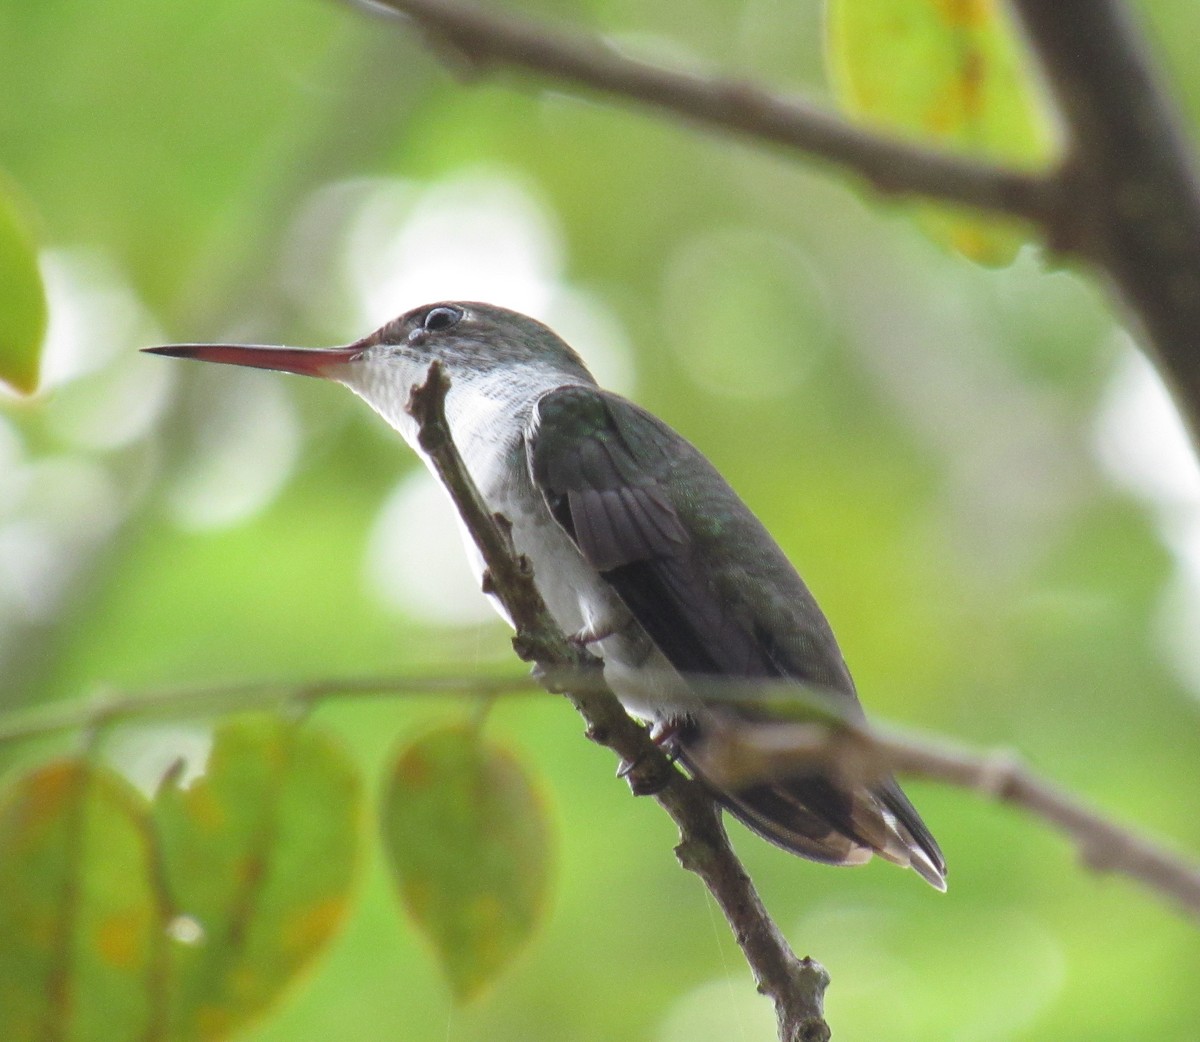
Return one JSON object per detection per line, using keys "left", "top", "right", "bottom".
{"left": 0, "top": 760, "right": 160, "bottom": 1042}
{"left": 382, "top": 723, "right": 552, "bottom": 1002}
{"left": 153, "top": 716, "right": 361, "bottom": 1041}
{"left": 0, "top": 719, "right": 361, "bottom": 1042}
{"left": 0, "top": 174, "right": 46, "bottom": 393}
{"left": 828, "top": 0, "right": 1057, "bottom": 262}
{"left": 2, "top": 0, "right": 1200, "bottom": 1040}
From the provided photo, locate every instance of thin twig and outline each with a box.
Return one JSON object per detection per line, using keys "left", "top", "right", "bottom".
{"left": 406, "top": 361, "right": 832, "bottom": 1042}
{"left": 883, "top": 735, "right": 1200, "bottom": 919}
{"left": 698, "top": 716, "right": 1200, "bottom": 923}
{"left": 0, "top": 674, "right": 537, "bottom": 747}
{"left": 351, "top": 0, "right": 1060, "bottom": 227}
{"left": 9, "top": 662, "right": 1200, "bottom": 925}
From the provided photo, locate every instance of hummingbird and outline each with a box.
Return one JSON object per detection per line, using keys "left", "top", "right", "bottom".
{"left": 146, "top": 301, "right": 946, "bottom": 889}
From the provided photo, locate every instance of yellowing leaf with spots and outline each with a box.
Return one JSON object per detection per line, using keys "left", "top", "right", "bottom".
{"left": 0, "top": 176, "right": 46, "bottom": 394}
{"left": 0, "top": 760, "right": 163, "bottom": 1042}
{"left": 154, "top": 715, "right": 362, "bottom": 1041}
{"left": 827, "top": 0, "right": 1058, "bottom": 262}
{"left": 382, "top": 725, "right": 553, "bottom": 1002}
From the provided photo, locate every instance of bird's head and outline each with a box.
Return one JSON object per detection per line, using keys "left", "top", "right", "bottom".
{"left": 145, "top": 301, "right": 596, "bottom": 445}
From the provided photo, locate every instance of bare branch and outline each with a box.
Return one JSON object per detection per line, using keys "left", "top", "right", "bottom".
{"left": 353, "top": 0, "right": 1059, "bottom": 227}
{"left": 406, "top": 362, "right": 832, "bottom": 1042}
{"left": 699, "top": 716, "right": 1200, "bottom": 923}
{"left": 884, "top": 735, "right": 1200, "bottom": 920}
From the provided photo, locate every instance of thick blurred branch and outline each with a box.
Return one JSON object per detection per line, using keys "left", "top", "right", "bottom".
{"left": 352, "top": 0, "right": 1059, "bottom": 226}
{"left": 406, "top": 361, "right": 832, "bottom": 1042}
{"left": 1007, "top": 0, "right": 1200, "bottom": 434}
{"left": 354, "top": 0, "right": 1200, "bottom": 437}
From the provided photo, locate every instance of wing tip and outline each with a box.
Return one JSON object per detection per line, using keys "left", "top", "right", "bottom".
{"left": 910, "top": 849, "right": 948, "bottom": 892}
{"left": 877, "top": 804, "right": 947, "bottom": 891}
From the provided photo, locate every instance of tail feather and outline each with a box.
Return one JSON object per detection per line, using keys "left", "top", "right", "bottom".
{"left": 877, "top": 779, "right": 947, "bottom": 890}
{"left": 677, "top": 732, "right": 947, "bottom": 890}
{"left": 711, "top": 777, "right": 874, "bottom": 867}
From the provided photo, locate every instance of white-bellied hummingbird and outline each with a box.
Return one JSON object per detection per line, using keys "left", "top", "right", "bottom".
{"left": 146, "top": 301, "right": 946, "bottom": 889}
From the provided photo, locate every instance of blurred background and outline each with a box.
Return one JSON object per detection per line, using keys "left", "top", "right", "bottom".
{"left": 3, "top": 0, "right": 1200, "bottom": 1039}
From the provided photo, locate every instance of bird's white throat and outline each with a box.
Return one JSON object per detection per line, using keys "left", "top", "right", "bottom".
{"left": 340, "top": 355, "right": 587, "bottom": 506}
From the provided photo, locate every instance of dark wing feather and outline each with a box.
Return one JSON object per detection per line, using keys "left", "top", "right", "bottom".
{"left": 533, "top": 386, "right": 770, "bottom": 676}
{"left": 528, "top": 385, "right": 945, "bottom": 887}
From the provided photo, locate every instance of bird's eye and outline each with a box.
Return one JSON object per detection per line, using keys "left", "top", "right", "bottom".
{"left": 423, "top": 306, "right": 463, "bottom": 333}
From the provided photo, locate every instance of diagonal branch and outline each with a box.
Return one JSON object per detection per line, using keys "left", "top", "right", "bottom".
{"left": 406, "top": 361, "right": 832, "bottom": 1042}
{"left": 352, "top": 0, "right": 1200, "bottom": 443}
{"left": 352, "top": 0, "right": 1060, "bottom": 227}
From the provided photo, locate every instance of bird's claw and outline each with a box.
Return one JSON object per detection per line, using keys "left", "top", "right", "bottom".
{"left": 648, "top": 718, "right": 684, "bottom": 758}
{"left": 568, "top": 620, "right": 617, "bottom": 647}
{"left": 617, "top": 753, "right": 671, "bottom": 796}
{"left": 616, "top": 717, "right": 685, "bottom": 795}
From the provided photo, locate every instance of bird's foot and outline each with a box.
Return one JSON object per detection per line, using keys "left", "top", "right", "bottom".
{"left": 616, "top": 718, "right": 684, "bottom": 796}
{"left": 567, "top": 619, "right": 618, "bottom": 647}
{"left": 616, "top": 755, "right": 670, "bottom": 796}
{"left": 649, "top": 718, "right": 684, "bottom": 760}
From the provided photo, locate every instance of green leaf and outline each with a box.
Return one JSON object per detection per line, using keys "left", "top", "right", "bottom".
{"left": 0, "top": 760, "right": 164, "bottom": 1042}
{"left": 154, "top": 715, "right": 362, "bottom": 1042}
{"left": 0, "top": 720, "right": 362, "bottom": 1042}
{"left": 0, "top": 176, "right": 47, "bottom": 394}
{"left": 827, "top": 0, "right": 1057, "bottom": 262}
{"left": 381, "top": 724, "right": 553, "bottom": 1002}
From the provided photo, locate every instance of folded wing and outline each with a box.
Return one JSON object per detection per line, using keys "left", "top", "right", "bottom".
{"left": 528, "top": 385, "right": 945, "bottom": 889}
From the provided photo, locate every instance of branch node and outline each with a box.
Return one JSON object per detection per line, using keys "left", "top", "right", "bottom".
{"left": 675, "top": 835, "right": 713, "bottom": 873}
{"left": 977, "top": 748, "right": 1025, "bottom": 800}
{"left": 530, "top": 660, "right": 575, "bottom": 694}
{"left": 511, "top": 632, "right": 540, "bottom": 663}
{"left": 492, "top": 511, "right": 516, "bottom": 551}
{"left": 798, "top": 956, "right": 831, "bottom": 988}
{"left": 794, "top": 1018, "right": 832, "bottom": 1042}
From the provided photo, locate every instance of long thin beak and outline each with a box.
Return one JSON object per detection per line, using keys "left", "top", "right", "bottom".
{"left": 141, "top": 342, "right": 364, "bottom": 379}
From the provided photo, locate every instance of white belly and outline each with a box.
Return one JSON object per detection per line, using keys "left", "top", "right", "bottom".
{"left": 452, "top": 437, "right": 694, "bottom": 722}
